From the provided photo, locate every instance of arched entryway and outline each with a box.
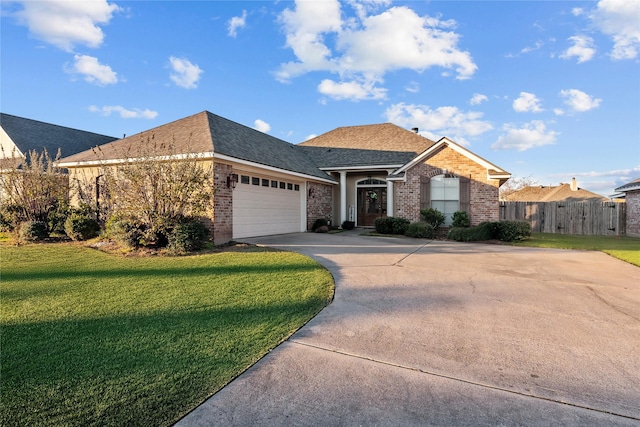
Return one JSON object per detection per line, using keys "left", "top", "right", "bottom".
{"left": 357, "top": 178, "right": 387, "bottom": 226}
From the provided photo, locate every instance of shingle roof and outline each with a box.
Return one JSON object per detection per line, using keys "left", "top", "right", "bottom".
{"left": 298, "top": 146, "right": 416, "bottom": 169}
{"left": 504, "top": 184, "right": 607, "bottom": 202}
{"left": 299, "top": 123, "right": 436, "bottom": 153}
{"left": 614, "top": 177, "right": 640, "bottom": 193}
{"left": 1, "top": 113, "right": 117, "bottom": 163}
{"left": 58, "top": 111, "right": 334, "bottom": 182}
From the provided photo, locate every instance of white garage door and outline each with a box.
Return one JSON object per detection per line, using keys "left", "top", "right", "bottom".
{"left": 233, "top": 175, "right": 302, "bottom": 239}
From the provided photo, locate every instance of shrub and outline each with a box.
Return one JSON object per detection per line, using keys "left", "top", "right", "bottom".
{"left": 496, "top": 220, "right": 531, "bottom": 242}
{"left": 168, "top": 218, "right": 209, "bottom": 253}
{"left": 420, "top": 208, "right": 445, "bottom": 228}
{"left": 341, "top": 221, "right": 355, "bottom": 230}
{"left": 448, "top": 222, "right": 496, "bottom": 242}
{"left": 106, "top": 216, "right": 147, "bottom": 248}
{"left": 374, "top": 217, "right": 410, "bottom": 235}
{"left": 18, "top": 221, "right": 49, "bottom": 242}
{"left": 65, "top": 214, "right": 100, "bottom": 241}
{"left": 451, "top": 211, "right": 470, "bottom": 228}
{"left": 311, "top": 218, "right": 328, "bottom": 231}
{"left": 405, "top": 222, "right": 435, "bottom": 238}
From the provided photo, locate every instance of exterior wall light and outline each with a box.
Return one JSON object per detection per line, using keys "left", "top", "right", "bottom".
{"left": 227, "top": 173, "right": 238, "bottom": 189}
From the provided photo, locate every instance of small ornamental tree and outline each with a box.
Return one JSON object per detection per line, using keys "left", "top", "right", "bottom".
{"left": 88, "top": 135, "right": 214, "bottom": 247}
{"left": 0, "top": 147, "right": 68, "bottom": 231}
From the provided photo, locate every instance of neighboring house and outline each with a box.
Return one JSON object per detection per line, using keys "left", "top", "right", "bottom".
{"left": 614, "top": 178, "right": 640, "bottom": 237}
{"left": 502, "top": 178, "right": 607, "bottom": 202}
{"left": 58, "top": 111, "right": 511, "bottom": 244}
{"left": 0, "top": 113, "right": 117, "bottom": 169}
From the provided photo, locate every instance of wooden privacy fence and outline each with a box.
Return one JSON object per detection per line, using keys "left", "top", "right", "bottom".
{"left": 499, "top": 201, "right": 626, "bottom": 236}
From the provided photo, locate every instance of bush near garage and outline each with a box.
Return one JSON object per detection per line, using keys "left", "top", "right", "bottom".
{"left": 168, "top": 218, "right": 210, "bottom": 253}
{"left": 451, "top": 210, "right": 470, "bottom": 228}
{"left": 374, "top": 217, "right": 410, "bottom": 235}
{"left": 312, "top": 218, "right": 328, "bottom": 232}
{"left": 64, "top": 213, "right": 100, "bottom": 241}
{"left": 18, "top": 221, "right": 49, "bottom": 242}
{"left": 405, "top": 222, "right": 435, "bottom": 238}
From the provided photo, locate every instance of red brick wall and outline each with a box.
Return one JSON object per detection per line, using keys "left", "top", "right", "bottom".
{"left": 394, "top": 146, "right": 501, "bottom": 225}
{"left": 626, "top": 190, "right": 640, "bottom": 237}
{"left": 306, "top": 182, "right": 333, "bottom": 230}
{"left": 213, "top": 163, "right": 233, "bottom": 244}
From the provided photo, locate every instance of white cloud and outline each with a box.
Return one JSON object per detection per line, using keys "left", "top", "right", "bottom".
{"left": 591, "top": 0, "right": 640, "bottom": 60}
{"left": 254, "top": 119, "right": 271, "bottom": 133}
{"left": 228, "top": 10, "right": 247, "bottom": 38}
{"left": 384, "top": 102, "right": 492, "bottom": 146}
{"left": 277, "top": 2, "right": 477, "bottom": 101}
{"left": 89, "top": 105, "right": 158, "bottom": 119}
{"left": 559, "top": 89, "right": 602, "bottom": 112}
{"left": 11, "top": 0, "right": 120, "bottom": 52}
{"left": 405, "top": 81, "right": 420, "bottom": 93}
{"left": 572, "top": 7, "right": 584, "bottom": 16}
{"left": 469, "top": 93, "right": 488, "bottom": 105}
{"left": 169, "top": 56, "right": 203, "bottom": 89}
{"left": 554, "top": 108, "right": 565, "bottom": 116}
{"left": 513, "top": 92, "right": 544, "bottom": 113}
{"left": 521, "top": 41, "right": 543, "bottom": 54}
{"left": 560, "top": 35, "right": 596, "bottom": 63}
{"left": 68, "top": 55, "right": 118, "bottom": 85}
{"left": 492, "top": 121, "right": 558, "bottom": 151}
{"left": 318, "top": 78, "right": 387, "bottom": 101}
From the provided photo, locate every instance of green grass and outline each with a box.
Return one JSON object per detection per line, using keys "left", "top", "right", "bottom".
{"left": 1, "top": 243, "right": 334, "bottom": 426}
{"left": 512, "top": 233, "right": 640, "bottom": 267}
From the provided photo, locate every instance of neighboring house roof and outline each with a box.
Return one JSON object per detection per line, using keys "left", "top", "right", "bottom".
{"left": 58, "top": 111, "right": 335, "bottom": 183}
{"left": 504, "top": 182, "right": 607, "bottom": 202}
{"left": 0, "top": 113, "right": 117, "bottom": 166}
{"left": 299, "top": 123, "right": 437, "bottom": 153}
{"left": 614, "top": 177, "right": 640, "bottom": 193}
{"left": 299, "top": 146, "right": 416, "bottom": 169}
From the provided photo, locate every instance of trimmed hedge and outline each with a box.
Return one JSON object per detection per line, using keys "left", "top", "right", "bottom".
{"left": 374, "top": 217, "right": 410, "bottom": 235}
{"left": 448, "top": 220, "right": 530, "bottom": 242}
{"left": 451, "top": 211, "right": 470, "bottom": 228}
{"left": 65, "top": 214, "right": 100, "bottom": 241}
{"left": 106, "top": 216, "right": 147, "bottom": 248}
{"left": 341, "top": 221, "right": 355, "bottom": 230}
{"left": 168, "top": 218, "right": 209, "bottom": 253}
{"left": 311, "top": 218, "right": 328, "bottom": 232}
{"left": 405, "top": 222, "right": 435, "bottom": 238}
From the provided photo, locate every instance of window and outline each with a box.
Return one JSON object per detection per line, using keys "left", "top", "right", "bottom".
{"left": 430, "top": 175, "right": 459, "bottom": 226}
{"left": 271, "top": 180, "right": 278, "bottom": 188}
{"left": 287, "top": 183, "right": 293, "bottom": 190}
{"left": 240, "top": 175, "right": 250, "bottom": 185}
{"left": 262, "top": 179, "right": 269, "bottom": 187}
{"left": 252, "top": 177, "right": 260, "bottom": 186}
{"left": 294, "top": 184, "right": 300, "bottom": 191}
{"left": 279, "top": 182, "right": 286, "bottom": 189}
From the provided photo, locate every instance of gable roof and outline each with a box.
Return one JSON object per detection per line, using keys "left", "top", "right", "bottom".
{"left": 1, "top": 113, "right": 117, "bottom": 166}
{"left": 614, "top": 177, "right": 640, "bottom": 193}
{"left": 503, "top": 183, "right": 607, "bottom": 202}
{"left": 299, "top": 123, "right": 437, "bottom": 153}
{"left": 391, "top": 137, "right": 510, "bottom": 180}
{"left": 58, "top": 111, "right": 334, "bottom": 182}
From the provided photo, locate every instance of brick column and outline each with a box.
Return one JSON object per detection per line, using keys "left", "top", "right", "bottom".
{"left": 213, "top": 163, "right": 233, "bottom": 245}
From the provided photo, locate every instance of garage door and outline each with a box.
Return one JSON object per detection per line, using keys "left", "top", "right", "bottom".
{"left": 233, "top": 175, "right": 303, "bottom": 239}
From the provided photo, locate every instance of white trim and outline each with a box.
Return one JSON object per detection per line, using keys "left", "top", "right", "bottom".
{"left": 57, "top": 151, "right": 215, "bottom": 168}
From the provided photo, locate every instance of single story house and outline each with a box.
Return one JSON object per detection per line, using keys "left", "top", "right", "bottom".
{"left": 501, "top": 178, "right": 607, "bottom": 202}
{"left": 614, "top": 178, "right": 640, "bottom": 237}
{"left": 58, "top": 110, "right": 511, "bottom": 244}
{"left": 0, "top": 113, "right": 117, "bottom": 170}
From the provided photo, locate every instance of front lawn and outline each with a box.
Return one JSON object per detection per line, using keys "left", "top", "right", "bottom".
{"left": 512, "top": 233, "right": 640, "bottom": 267}
{"left": 1, "top": 243, "right": 334, "bottom": 426}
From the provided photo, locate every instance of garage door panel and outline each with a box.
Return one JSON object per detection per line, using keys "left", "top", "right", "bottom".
{"left": 233, "top": 178, "right": 302, "bottom": 239}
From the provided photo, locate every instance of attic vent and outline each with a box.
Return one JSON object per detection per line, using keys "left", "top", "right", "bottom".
{"left": 412, "top": 127, "right": 419, "bottom": 133}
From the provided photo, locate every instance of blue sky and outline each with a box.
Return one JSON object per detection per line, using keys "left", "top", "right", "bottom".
{"left": 2, "top": 0, "right": 639, "bottom": 196}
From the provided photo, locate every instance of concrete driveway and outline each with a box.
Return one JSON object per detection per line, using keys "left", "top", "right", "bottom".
{"left": 177, "top": 231, "right": 640, "bottom": 426}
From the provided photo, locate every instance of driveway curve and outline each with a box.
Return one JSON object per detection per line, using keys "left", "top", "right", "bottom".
{"left": 177, "top": 231, "right": 640, "bottom": 426}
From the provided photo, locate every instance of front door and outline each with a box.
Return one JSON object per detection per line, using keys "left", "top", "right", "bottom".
{"left": 357, "top": 187, "right": 387, "bottom": 226}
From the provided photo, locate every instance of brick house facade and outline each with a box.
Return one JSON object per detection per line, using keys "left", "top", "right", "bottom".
{"left": 615, "top": 179, "right": 640, "bottom": 238}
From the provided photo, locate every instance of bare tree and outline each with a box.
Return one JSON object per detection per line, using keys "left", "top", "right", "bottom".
{"left": 499, "top": 175, "right": 539, "bottom": 200}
